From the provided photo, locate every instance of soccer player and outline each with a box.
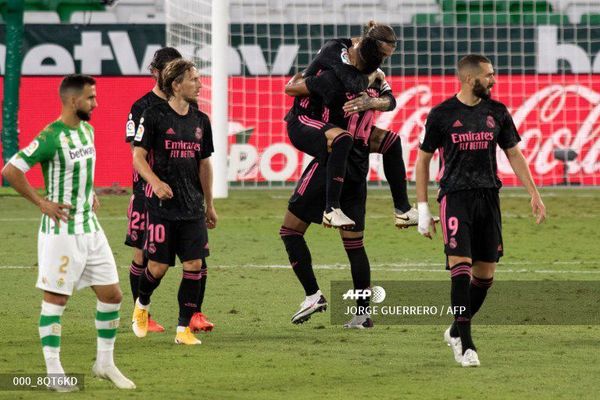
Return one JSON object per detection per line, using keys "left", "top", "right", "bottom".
{"left": 131, "top": 59, "right": 216, "bottom": 345}
{"left": 415, "top": 54, "right": 546, "bottom": 367}
{"left": 125, "top": 47, "right": 214, "bottom": 333}
{"left": 284, "top": 22, "right": 394, "bottom": 229}
{"left": 2, "top": 75, "right": 135, "bottom": 390}
{"left": 282, "top": 69, "right": 396, "bottom": 327}
{"left": 287, "top": 22, "right": 418, "bottom": 228}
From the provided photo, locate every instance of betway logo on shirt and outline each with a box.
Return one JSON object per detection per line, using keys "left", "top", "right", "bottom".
{"left": 69, "top": 146, "right": 95, "bottom": 160}
{"left": 451, "top": 131, "right": 494, "bottom": 150}
{"left": 165, "top": 139, "right": 200, "bottom": 158}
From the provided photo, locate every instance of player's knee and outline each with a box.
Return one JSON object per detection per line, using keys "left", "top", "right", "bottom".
{"left": 148, "top": 261, "right": 168, "bottom": 279}
{"left": 378, "top": 131, "right": 402, "bottom": 155}
{"left": 133, "top": 249, "right": 145, "bottom": 265}
{"left": 183, "top": 259, "right": 203, "bottom": 272}
{"left": 329, "top": 131, "right": 353, "bottom": 150}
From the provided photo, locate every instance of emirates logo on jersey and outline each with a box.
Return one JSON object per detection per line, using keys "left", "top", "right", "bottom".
{"left": 486, "top": 115, "right": 496, "bottom": 129}
{"left": 195, "top": 127, "right": 203, "bottom": 140}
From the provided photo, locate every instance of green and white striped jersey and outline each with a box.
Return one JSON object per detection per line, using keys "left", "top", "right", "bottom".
{"left": 9, "top": 119, "right": 101, "bottom": 235}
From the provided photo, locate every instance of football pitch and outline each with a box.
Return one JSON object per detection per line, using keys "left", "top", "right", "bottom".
{"left": 0, "top": 187, "right": 598, "bottom": 399}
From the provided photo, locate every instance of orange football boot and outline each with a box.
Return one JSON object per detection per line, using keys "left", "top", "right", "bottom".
{"left": 189, "top": 312, "right": 214, "bottom": 333}
{"left": 147, "top": 316, "right": 165, "bottom": 333}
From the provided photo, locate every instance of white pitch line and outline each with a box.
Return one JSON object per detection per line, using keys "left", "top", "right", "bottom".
{"left": 1, "top": 262, "right": 599, "bottom": 274}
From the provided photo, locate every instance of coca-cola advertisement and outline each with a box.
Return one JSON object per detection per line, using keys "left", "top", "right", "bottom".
{"left": 1, "top": 75, "right": 599, "bottom": 187}
{"left": 229, "top": 75, "right": 600, "bottom": 186}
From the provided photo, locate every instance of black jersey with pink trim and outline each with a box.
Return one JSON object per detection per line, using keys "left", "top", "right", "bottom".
{"left": 421, "top": 96, "right": 521, "bottom": 199}
{"left": 133, "top": 102, "right": 214, "bottom": 221}
{"left": 126, "top": 91, "right": 165, "bottom": 196}
{"left": 305, "top": 69, "right": 392, "bottom": 181}
{"left": 285, "top": 39, "right": 369, "bottom": 123}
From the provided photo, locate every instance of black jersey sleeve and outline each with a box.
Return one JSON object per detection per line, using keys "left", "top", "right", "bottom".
{"left": 497, "top": 106, "right": 521, "bottom": 149}
{"left": 125, "top": 103, "right": 144, "bottom": 143}
{"left": 201, "top": 117, "right": 214, "bottom": 159}
{"left": 378, "top": 78, "right": 396, "bottom": 111}
{"left": 332, "top": 64, "right": 369, "bottom": 93}
{"left": 420, "top": 110, "right": 444, "bottom": 153}
{"left": 304, "top": 71, "right": 341, "bottom": 105}
{"left": 133, "top": 109, "right": 156, "bottom": 151}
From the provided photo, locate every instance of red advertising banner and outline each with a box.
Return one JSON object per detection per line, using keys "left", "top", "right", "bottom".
{"left": 1, "top": 75, "right": 599, "bottom": 188}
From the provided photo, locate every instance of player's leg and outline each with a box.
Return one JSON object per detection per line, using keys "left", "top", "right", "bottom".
{"left": 338, "top": 180, "right": 372, "bottom": 329}
{"left": 90, "top": 284, "right": 135, "bottom": 389}
{"left": 189, "top": 257, "right": 215, "bottom": 333}
{"left": 36, "top": 231, "right": 81, "bottom": 391}
{"left": 440, "top": 192, "right": 479, "bottom": 366}
{"left": 284, "top": 160, "right": 329, "bottom": 323}
{"left": 287, "top": 117, "right": 354, "bottom": 228}
{"left": 369, "top": 127, "right": 413, "bottom": 227}
{"left": 133, "top": 213, "right": 172, "bottom": 338}
{"left": 175, "top": 218, "right": 210, "bottom": 343}
{"left": 78, "top": 229, "right": 134, "bottom": 389}
{"left": 323, "top": 127, "right": 355, "bottom": 228}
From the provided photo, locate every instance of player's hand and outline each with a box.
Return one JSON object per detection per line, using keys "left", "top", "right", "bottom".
{"left": 153, "top": 181, "right": 174, "bottom": 200}
{"left": 92, "top": 193, "right": 100, "bottom": 213}
{"left": 205, "top": 205, "right": 218, "bottom": 229}
{"left": 343, "top": 92, "right": 373, "bottom": 114}
{"left": 39, "top": 198, "right": 72, "bottom": 226}
{"left": 531, "top": 194, "right": 546, "bottom": 224}
{"left": 417, "top": 202, "right": 436, "bottom": 239}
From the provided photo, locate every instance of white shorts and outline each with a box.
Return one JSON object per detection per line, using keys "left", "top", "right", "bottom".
{"left": 36, "top": 230, "right": 119, "bottom": 296}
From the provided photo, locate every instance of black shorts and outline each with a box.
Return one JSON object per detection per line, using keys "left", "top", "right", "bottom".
{"left": 286, "top": 114, "right": 337, "bottom": 160}
{"left": 144, "top": 212, "right": 209, "bottom": 266}
{"left": 125, "top": 193, "right": 146, "bottom": 249}
{"left": 439, "top": 188, "right": 503, "bottom": 265}
{"left": 288, "top": 159, "right": 367, "bottom": 232}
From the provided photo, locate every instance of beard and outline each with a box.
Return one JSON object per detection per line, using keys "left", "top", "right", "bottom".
{"left": 473, "top": 79, "right": 493, "bottom": 100}
{"left": 76, "top": 109, "right": 92, "bottom": 121}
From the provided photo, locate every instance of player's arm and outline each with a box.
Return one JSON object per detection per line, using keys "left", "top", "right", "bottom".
{"left": 199, "top": 158, "right": 217, "bottom": 229}
{"left": 1, "top": 135, "right": 71, "bottom": 224}
{"left": 503, "top": 145, "right": 546, "bottom": 224}
{"left": 132, "top": 147, "right": 173, "bottom": 201}
{"left": 132, "top": 112, "right": 173, "bottom": 200}
{"left": 343, "top": 71, "right": 396, "bottom": 114}
{"left": 416, "top": 114, "right": 444, "bottom": 238}
{"left": 284, "top": 72, "right": 310, "bottom": 97}
{"left": 415, "top": 150, "right": 436, "bottom": 239}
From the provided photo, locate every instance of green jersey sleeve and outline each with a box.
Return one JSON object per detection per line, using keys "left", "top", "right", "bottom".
{"left": 9, "top": 130, "right": 58, "bottom": 172}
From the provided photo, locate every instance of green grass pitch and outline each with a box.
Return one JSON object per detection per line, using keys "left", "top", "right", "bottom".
{"left": 0, "top": 187, "right": 599, "bottom": 399}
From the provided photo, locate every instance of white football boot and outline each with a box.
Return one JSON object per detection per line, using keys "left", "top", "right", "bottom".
{"left": 92, "top": 363, "right": 136, "bottom": 389}
{"left": 343, "top": 313, "right": 374, "bottom": 329}
{"left": 291, "top": 291, "right": 328, "bottom": 324}
{"left": 395, "top": 206, "right": 440, "bottom": 229}
{"left": 323, "top": 208, "right": 355, "bottom": 229}
{"left": 444, "top": 326, "right": 463, "bottom": 364}
{"left": 460, "top": 349, "right": 481, "bottom": 367}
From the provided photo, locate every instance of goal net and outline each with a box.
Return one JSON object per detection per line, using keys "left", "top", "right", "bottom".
{"left": 166, "top": 0, "right": 600, "bottom": 190}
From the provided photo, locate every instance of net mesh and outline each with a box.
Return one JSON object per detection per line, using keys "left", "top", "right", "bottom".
{"left": 167, "top": 0, "right": 600, "bottom": 188}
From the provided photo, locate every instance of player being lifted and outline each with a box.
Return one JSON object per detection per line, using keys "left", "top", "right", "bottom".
{"left": 416, "top": 54, "right": 546, "bottom": 367}
{"left": 284, "top": 22, "right": 418, "bottom": 229}
{"left": 131, "top": 59, "right": 217, "bottom": 345}
{"left": 283, "top": 66, "right": 399, "bottom": 326}
{"left": 125, "top": 47, "right": 214, "bottom": 334}
{"left": 2, "top": 75, "right": 135, "bottom": 390}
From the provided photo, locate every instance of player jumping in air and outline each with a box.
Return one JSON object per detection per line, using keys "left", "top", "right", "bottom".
{"left": 125, "top": 47, "right": 214, "bottom": 334}
{"left": 2, "top": 75, "right": 135, "bottom": 390}
{"left": 131, "top": 59, "right": 217, "bottom": 345}
{"left": 284, "top": 22, "right": 399, "bottom": 229}
{"left": 283, "top": 65, "right": 398, "bottom": 326}
{"left": 415, "top": 54, "right": 546, "bottom": 367}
